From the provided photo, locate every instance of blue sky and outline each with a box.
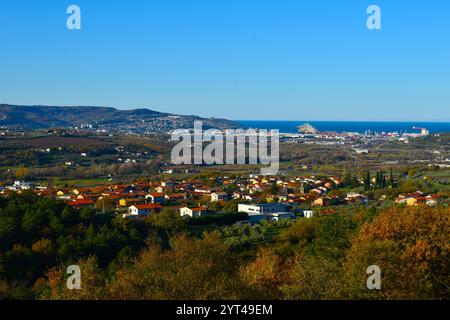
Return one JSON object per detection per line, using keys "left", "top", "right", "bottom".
{"left": 0, "top": 0, "right": 449, "bottom": 121}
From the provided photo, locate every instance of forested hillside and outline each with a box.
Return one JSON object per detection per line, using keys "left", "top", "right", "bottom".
{"left": 1, "top": 194, "right": 448, "bottom": 300}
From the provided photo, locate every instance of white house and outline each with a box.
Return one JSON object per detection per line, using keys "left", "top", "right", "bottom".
{"left": 146, "top": 193, "right": 165, "bottom": 204}
{"left": 345, "top": 192, "right": 369, "bottom": 205}
{"left": 124, "top": 204, "right": 162, "bottom": 218}
{"left": 210, "top": 192, "right": 229, "bottom": 202}
{"left": 179, "top": 206, "right": 209, "bottom": 218}
{"left": 303, "top": 210, "right": 315, "bottom": 219}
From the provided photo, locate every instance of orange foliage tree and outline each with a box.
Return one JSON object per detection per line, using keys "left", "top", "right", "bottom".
{"left": 343, "top": 205, "right": 450, "bottom": 299}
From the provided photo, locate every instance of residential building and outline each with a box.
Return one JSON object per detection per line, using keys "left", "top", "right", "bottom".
{"left": 303, "top": 210, "right": 315, "bottom": 219}
{"left": 238, "top": 203, "right": 287, "bottom": 215}
{"left": 67, "top": 199, "right": 95, "bottom": 209}
{"left": 210, "top": 192, "right": 229, "bottom": 202}
{"left": 180, "top": 206, "right": 210, "bottom": 218}
{"left": 125, "top": 204, "right": 162, "bottom": 218}
{"left": 146, "top": 193, "right": 165, "bottom": 204}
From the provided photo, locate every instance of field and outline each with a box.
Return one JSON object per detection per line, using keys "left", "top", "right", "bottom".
{"left": 8, "top": 136, "right": 107, "bottom": 148}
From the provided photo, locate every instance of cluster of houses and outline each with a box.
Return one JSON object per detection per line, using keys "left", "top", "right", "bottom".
{"left": 0, "top": 174, "right": 445, "bottom": 224}
{"left": 395, "top": 191, "right": 440, "bottom": 206}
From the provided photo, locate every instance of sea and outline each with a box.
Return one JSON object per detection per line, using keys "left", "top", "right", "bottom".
{"left": 238, "top": 121, "right": 450, "bottom": 134}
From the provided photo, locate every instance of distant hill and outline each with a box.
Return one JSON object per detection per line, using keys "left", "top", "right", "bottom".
{"left": 0, "top": 104, "right": 239, "bottom": 132}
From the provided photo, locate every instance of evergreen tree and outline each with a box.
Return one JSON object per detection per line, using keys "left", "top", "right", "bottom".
{"left": 389, "top": 168, "right": 396, "bottom": 188}
{"left": 343, "top": 172, "right": 353, "bottom": 187}
{"left": 364, "top": 171, "right": 371, "bottom": 191}
{"left": 382, "top": 176, "right": 387, "bottom": 189}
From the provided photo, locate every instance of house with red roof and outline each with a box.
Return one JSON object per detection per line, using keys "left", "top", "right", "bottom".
{"left": 146, "top": 193, "right": 166, "bottom": 204}
{"left": 67, "top": 199, "right": 95, "bottom": 209}
{"left": 124, "top": 203, "right": 163, "bottom": 218}
{"left": 165, "top": 193, "right": 187, "bottom": 202}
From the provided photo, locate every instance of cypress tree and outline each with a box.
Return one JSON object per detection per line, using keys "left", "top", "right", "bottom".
{"left": 375, "top": 172, "right": 381, "bottom": 189}
{"left": 389, "top": 168, "right": 395, "bottom": 188}
{"left": 364, "top": 171, "right": 371, "bottom": 191}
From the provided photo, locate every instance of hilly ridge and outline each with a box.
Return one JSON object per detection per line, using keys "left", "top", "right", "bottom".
{"left": 0, "top": 104, "right": 238, "bottom": 132}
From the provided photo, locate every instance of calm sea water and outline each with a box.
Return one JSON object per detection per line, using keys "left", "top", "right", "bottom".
{"left": 238, "top": 121, "right": 450, "bottom": 134}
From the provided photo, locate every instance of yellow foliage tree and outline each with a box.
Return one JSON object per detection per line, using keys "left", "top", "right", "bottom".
{"left": 106, "top": 232, "right": 243, "bottom": 300}
{"left": 240, "top": 248, "right": 286, "bottom": 299}
{"left": 42, "top": 256, "right": 105, "bottom": 300}
{"left": 343, "top": 205, "right": 450, "bottom": 300}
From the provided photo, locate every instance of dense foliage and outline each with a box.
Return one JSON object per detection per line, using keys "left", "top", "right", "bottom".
{"left": 0, "top": 194, "right": 449, "bottom": 300}
{"left": 0, "top": 193, "right": 150, "bottom": 299}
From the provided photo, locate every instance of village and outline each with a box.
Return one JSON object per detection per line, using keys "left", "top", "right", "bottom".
{"left": 1, "top": 172, "right": 445, "bottom": 226}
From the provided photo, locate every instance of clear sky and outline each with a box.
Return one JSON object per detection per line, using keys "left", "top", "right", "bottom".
{"left": 0, "top": 0, "right": 449, "bottom": 121}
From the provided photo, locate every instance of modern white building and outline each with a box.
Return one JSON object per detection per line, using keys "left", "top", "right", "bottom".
{"left": 238, "top": 203, "right": 292, "bottom": 223}
{"left": 270, "top": 212, "right": 295, "bottom": 221}
{"left": 238, "top": 203, "right": 287, "bottom": 216}
{"left": 7, "top": 181, "right": 32, "bottom": 191}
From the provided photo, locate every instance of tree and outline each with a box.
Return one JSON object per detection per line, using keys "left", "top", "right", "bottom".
{"left": 281, "top": 253, "right": 342, "bottom": 300}
{"left": 382, "top": 175, "right": 387, "bottom": 189}
{"left": 15, "top": 167, "right": 29, "bottom": 180}
{"left": 343, "top": 205, "right": 450, "bottom": 299}
{"left": 343, "top": 172, "right": 353, "bottom": 187}
{"left": 375, "top": 172, "right": 381, "bottom": 189}
{"left": 106, "top": 233, "right": 243, "bottom": 300}
{"left": 240, "top": 248, "right": 285, "bottom": 299}
{"left": 95, "top": 197, "right": 115, "bottom": 213}
{"left": 0, "top": 278, "right": 11, "bottom": 300}
{"left": 311, "top": 214, "right": 355, "bottom": 260}
{"left": 269, "top": 183, "right": 280, "bottom": 196}
{"left": 389, "top": 168, "right": 396, "bottom": 188}
{"left": 154, "top": 208, "right": 185, "bottom": 233}
{"left": 276, "top": 218, "right": 320, "bottom": 257}
{"left": 364, "top": 171, "right": 371, "bottom": 191}
{"left": 43, "top": 256, "right": 105, "bottom": 300}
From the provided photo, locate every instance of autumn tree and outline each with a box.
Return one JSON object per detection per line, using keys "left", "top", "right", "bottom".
{"left": 15, "top": 167, "right": 29, "bottom": 180}
{"left": 276, "top": 218, "right": 320, "bottom": 257}
{"left": 342, "top": 205, "right": 450, "bottom": 299}
{"left": 240, "top": 248, "right": 286, "bottom": 299}
{"left": 281, "top": 253, "right": 343, "bottom": 300}
{"left": 42, "top": 256, "right": 105, "bottom": 300}
{"left": 106, "top": 233, "right": 243, "bottom": 300}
